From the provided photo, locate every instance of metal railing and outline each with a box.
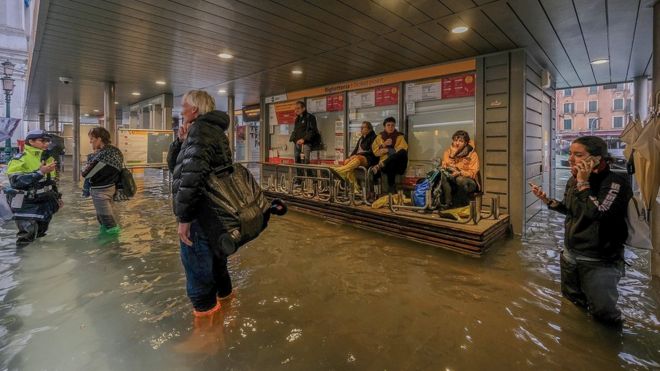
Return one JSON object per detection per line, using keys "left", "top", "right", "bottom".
{"left": 258, "top": 161, "right": 502, "bottom": 225}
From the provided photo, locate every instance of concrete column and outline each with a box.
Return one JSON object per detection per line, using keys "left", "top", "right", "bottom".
{"left": 633, "top": 76, "right": 649, "bottom": 121}
{"left": 49, "top": 116, "right": 58, "bottom": 132}
{"left": 38, "top": 113, "right": 45, "bottom": 130}
{"left": 652, "top": 1, "right": 660, "bottom": 278}
{"left": 227, "top": 95, "right": 235, "bottom": 154}
{"left": 72, "top": 104, "right": 80, "bottom": 183}
{"left": 104, "top": 82, "right": 116, "bottom": 143}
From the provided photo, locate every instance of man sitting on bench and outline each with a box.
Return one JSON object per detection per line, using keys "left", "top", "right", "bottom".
{"left": 439, "top": 130, "right": 480, "bottom": 209}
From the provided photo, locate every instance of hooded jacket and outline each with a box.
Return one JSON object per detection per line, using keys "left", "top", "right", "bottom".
{"left": 549, "top": 166, "right": 632, "bottom": 261}
{"left": 441, "top": 144, "right": 479, "bottom": 180}
{"left": 169, "top": 111, "right": 232, "bottom": 223}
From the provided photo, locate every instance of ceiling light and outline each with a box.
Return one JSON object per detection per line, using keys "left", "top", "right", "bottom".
{"left": 156, "top": 80, "right": 166, "bottom": 85}
{"left": 131, "top": 92, "right": 141, "bottom": 96}
{"left": 114, "top": 101, "right": 118, "bottom": 105}
{"left": 218, "top": 53, "right": 233, "bottom": 59}
{"left": 291, "top": 69, "right": 303, "bottom": 75}
{"left": 218, "top": 89, "right": 227, "bottom": 94}
{"left": 451, "top": 26, "right": 469, "bottom": 34}
{"left": 84, "top": 113, "right": 90, "bottom": 117}
{"left": 590, "top": 58, "right": 609, "bottom": 65}
{"left": 93, "top": 109, "right": 99, "bottom": 113}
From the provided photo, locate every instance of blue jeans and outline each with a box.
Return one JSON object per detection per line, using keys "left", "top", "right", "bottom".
{"left": 180, "top": 221, "right": 233, "bottom": 311}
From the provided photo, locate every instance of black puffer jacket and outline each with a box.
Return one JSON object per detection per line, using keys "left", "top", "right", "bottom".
{"left": 549, "top": 167, "right": 632, "bottom": 261}
{"left": 169, "top": 111, "right": 232, "bottom": 223}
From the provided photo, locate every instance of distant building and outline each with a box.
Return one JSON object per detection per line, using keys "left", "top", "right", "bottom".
{"left": 0, "top": 0, "right": 32, "bottom": 145}
{"left": 556, "top": 83, "right": 634, "bottom": 160}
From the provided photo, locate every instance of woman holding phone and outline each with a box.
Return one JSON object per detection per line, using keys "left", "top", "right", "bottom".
{"left": 530, "top": 136, "right": 631, "bottom": 326}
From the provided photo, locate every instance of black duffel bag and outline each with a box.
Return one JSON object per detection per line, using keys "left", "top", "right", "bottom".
{"left": 199, "top": 163, "right": 286, "bottom": 257}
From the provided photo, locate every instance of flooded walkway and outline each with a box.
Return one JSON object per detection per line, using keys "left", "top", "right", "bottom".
{"left": 0, "top": 169, "right": 658, "bottom": 370}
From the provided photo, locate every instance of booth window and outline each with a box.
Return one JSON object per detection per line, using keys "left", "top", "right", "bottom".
{"left": 347, "top": 86, "right": 400, "bottom": 152}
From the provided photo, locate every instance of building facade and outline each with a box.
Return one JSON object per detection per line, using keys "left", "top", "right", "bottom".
{"left": 0, "top": 0, "right": 31, "bottom": 146}
{"left": 555, "top": 83, "right": 634, "bottom": 159}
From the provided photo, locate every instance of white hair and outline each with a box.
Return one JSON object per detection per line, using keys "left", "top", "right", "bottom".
{"left": 182, "top": 90, "right": 215, "bottom": 115}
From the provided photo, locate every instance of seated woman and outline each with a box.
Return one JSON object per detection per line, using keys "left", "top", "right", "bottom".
{"left": 333, "top": 121, "right": 378, "bottom": 192}
{"left": 371, "top": 117, "right": 408, "bottom": 192}
{"left": 439, "top": 130, "right": 479, "bottom": 208}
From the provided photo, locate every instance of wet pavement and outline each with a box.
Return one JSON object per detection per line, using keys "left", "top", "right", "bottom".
{"left": 0, "top": 169, "right": 658, "bottom": 370}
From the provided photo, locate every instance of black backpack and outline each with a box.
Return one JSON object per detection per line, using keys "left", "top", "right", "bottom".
{"left": 199, "top": 163, "right": 286, "bottom": 257}
{"left": 117, "top": 168, "right": 136, "bottom": 198}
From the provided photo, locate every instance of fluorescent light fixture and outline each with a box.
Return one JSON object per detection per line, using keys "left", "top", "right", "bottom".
{"left": 218, "top": 89, "right": 227, "bottom": 94}
{"left": 590, "top": 58, "right": 609, "bottom": 65}
{"left": 131, "top": 92, "right": 141, "bottom": 96}
{"left": 155, "top": 80, "right": 166, "bottom": 85}
{"left": 291, "top": 69, "right": 303, "bottom": 75}
{"left": 451, "top": 26, "right": 469, "bottom": 34}
{"left": 218, "top": 53, "right": 233, "bottom": 59}
{"left": 413, "top": 120, "right": 474, "bottom": 128}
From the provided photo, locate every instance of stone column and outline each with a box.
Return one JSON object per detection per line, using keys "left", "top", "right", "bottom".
{"left": 38, "top": 113, "right": 45, "bottom": 130}
{"left": 633, "top": 76, "right": 649, "bottom": 121}
{"left": 72, "top": 104, "right": 80, "bottom": 183}
{"left": 227, "top": 95, "right": 235, "bottom": 154}
{"left": 651, "top": 0, "right": 660, "bottom": 278}
{"left": 104, "top": 82, "right": 116, "bottom": 143}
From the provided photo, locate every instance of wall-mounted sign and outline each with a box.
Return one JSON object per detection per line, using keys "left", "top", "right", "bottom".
{"left": 375, "top": 85, "right": 399, "bottom": 106}
{"left": 274, "top": 102, "right": 297, "bottom": 125}
{"left": 242, "top": 105, "right": 261, "bottom": 122}
{"left": 326, "top": 94, "right": 344, "bottom": 112}
{"left": 348, "top": 90, "right": 376, "bottom": 109}
{"left": 265, "top": 93, "right": 288, "bottom": 104}
{"left": 442, "top": 73, "right": 475, "bottom": 99}
{"left": 406, "top": 79, "right": 442, "bottom": 102}
{"left": 307, "top": 97, "right": 327, "bottom": 113}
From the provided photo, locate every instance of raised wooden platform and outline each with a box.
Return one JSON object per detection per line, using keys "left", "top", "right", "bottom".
{"left": 266, "top": 191, "right": 510, "bottom": 255}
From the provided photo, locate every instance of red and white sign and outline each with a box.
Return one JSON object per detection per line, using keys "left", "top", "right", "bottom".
{"left": 442, "top": 73, "right": 475, "bottom": 99}
{"left": 274, "top": 102, "right": 297, "bottom": 125}
{"left": 326, "top": 94, "right": 344, "bottom": 111}
{"left": 375, "top": 85, "right": 399, "bottom": 106}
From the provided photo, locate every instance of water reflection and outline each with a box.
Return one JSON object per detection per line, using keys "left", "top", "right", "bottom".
{"left": 0, "top": 169, "right": 658, "bottom": 370}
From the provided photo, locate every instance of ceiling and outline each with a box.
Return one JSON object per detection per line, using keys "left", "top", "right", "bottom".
{"left": 25, "top": 0, "right": 655, "bottom": 122}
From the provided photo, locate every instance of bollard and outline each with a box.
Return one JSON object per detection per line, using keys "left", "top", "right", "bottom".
{"left": 470, "top": 200, "right": 478, "bottom": 225}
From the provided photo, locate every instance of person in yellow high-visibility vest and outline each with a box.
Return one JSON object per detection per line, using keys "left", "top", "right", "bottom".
{"left": 4, "top": 130, "right": 62, "bottom": 246}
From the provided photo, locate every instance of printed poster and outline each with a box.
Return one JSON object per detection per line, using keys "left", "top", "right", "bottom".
{"left": 375, "top": 85, "right": 399, "bottom": 106}
{"left": 349, "top": 90, "right": 375, "bottom": 109}
{"left": 442, "top": 73, "right": 476, "bottom": 99}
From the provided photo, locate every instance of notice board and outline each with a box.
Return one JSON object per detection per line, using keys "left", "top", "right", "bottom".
{"left": 118, "top": 129, "right": 174, "bottom": 166}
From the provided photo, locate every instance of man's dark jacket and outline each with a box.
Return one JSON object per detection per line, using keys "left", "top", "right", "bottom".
{"left": 168, "top": 111, "right": 232, "bottom": 223}
{"left": 289, "top": 111, "right": 319, "bottom": 145}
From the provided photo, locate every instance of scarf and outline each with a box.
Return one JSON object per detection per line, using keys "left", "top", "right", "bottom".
{"left": 380, "top": 130, "right": 401, "bottom": 148}
{"left": 449, "top": 144, "right": 474, "bottom": 159}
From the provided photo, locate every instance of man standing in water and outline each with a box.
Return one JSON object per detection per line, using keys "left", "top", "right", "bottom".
{"left": 4, "top": 130, "right": 62, "bottom": 246}
{"left": 168, "top": 90, "right": 233, "bottom": 319}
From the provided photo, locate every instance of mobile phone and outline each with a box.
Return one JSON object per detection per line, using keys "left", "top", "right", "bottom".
{"left": 528, "top": 182, "right": 540, "bottom": 189}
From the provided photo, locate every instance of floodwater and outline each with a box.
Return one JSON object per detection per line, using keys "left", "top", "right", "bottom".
{"left": 0, "top": 169, "right": 658, "bottom": 370}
